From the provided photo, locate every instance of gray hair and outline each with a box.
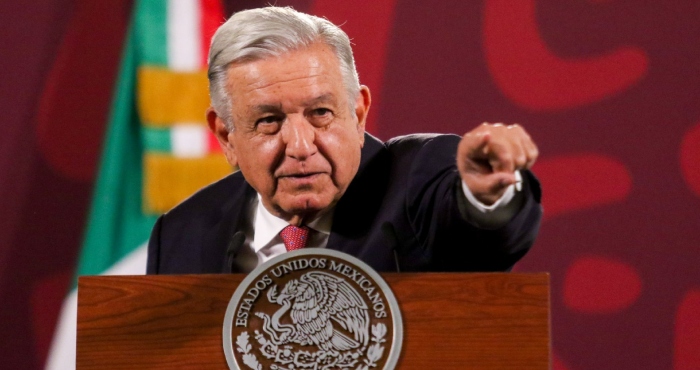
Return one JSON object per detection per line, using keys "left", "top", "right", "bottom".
{"left": 207, "top": 6, "right": 361, "bottom": 130}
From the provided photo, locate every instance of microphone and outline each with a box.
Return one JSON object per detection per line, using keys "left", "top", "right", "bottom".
{"left": 226, "top": 231, "right": 246, "bottom": 273}
{"left": 381, "top": 222, "right": 402, "bottom": 273}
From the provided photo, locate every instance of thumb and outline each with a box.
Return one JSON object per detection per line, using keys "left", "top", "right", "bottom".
{"left": 463, "top": 172, "right": 517, "bottom": 205}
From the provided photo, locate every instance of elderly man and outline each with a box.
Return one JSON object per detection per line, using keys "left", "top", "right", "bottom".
{"left": 146, "top": 7, "right": 542, "bottom": 274}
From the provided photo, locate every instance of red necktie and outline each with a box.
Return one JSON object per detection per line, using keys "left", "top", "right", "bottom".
{"left": 280, "top": 225, "right": 310, "bottom": 252}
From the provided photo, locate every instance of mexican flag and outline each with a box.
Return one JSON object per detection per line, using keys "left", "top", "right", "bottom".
{"left": 44, "top": 1, "right": 227, "bottom": 368}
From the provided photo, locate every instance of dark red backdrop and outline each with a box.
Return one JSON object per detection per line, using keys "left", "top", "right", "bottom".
{"left": 0, "top": 1, "right": 698, "bottom": 369}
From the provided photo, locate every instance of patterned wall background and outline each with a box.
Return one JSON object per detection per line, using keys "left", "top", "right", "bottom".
{"left": 0, "top": 0, "right": 698, "bottom": 369}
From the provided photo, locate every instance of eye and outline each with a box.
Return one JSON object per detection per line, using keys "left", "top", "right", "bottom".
{"left": 255, "top": 115, "right": 283, "bottom": 134}
{"left": 308, "top": 108, "right": 334, "bottom": 127}
{"left": 312, "top": 108, "right": 332, "bottom": 117}
{"left": 257, "top": 115, "right": 280, "bottom": 124}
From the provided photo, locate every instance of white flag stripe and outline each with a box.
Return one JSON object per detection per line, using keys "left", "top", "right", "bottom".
{"left": 103, "top": 242, "right": 149, "bottom": 275}
{"left": 44, "top": 243, "right": 149, "bottom": 370}
{"left": 44, "top": 291, "right": 77, "bottom": 370}
{"left": 167, "top": 0, "right": 201, "bottom": 71}
{"left": 171, "top": 124, "right": 209, "bottom": 157}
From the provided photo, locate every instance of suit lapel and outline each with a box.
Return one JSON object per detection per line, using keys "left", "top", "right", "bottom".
{"left": 327, "top": 134, "right": 388, "bottom": 257}
{"left": 200, "top": 174, "right": 257, "bottom": 273}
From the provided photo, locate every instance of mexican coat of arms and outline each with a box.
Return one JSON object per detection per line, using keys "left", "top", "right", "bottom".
{"left": 223, "top": 249, "right": 403, "bottom": 370}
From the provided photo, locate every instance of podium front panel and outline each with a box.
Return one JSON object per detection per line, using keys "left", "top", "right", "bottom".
{"left": 77, "top": 273, "right": 549, "bottom": 369}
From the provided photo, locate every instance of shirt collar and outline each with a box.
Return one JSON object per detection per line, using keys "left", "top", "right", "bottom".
{"left": 252, "top": 194, "right": 334, "bottom": 253}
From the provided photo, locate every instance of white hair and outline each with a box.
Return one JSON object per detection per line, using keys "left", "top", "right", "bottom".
{"left": 207, "top": 6, "right": 361, "bottom": 130}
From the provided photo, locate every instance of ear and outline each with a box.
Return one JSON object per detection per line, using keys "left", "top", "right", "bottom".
{"left": 354, "top": 85, "right": 371, "bottom": 147}
{"left": 206, "top": 107, "right": 238, "bottom": 167}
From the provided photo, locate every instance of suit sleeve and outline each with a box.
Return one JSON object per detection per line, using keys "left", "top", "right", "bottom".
{"left": 404, "top": 135, "right": 542, "bottom": 271}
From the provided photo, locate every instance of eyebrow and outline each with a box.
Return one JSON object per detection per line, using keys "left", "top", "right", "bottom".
{"left": 249, "top": 93, "right": 338, "bottom": 114}
{"left": 251, "top": 103, "right": 283, "bottom": 114}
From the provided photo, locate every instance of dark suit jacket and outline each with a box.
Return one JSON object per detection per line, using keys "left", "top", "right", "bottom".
{"left": 147, "top": 133, "right": 542, "bottom": 274}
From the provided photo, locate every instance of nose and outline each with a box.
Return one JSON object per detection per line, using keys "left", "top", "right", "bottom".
{"left": 282, "top": 115, "right": 317, "bottom": 160}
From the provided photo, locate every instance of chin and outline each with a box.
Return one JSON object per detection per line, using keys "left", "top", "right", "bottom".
{"left": 279, "top": 194, "right": 335, "bottom": 216}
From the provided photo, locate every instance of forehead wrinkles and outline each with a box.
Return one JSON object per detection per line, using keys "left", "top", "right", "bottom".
{"left": 248, "top": 74, "right": 326, "bottom": 97}
{"left": 228, "top": 68, "right": 332, "bottom": 111}
{"left": 229, "top": 50, "right": 327, "bottom": 89}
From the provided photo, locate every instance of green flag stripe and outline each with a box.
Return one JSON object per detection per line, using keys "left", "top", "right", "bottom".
{"left": 134, "top": 0, "right": 168, "bottom": 66}
{"left": 142, "top": 126, "right": 172, "bottom": 153}
{"left": 74, "top": 15, "right": 158, "bottom": 286}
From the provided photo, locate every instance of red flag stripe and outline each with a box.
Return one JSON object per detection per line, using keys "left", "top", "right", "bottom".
{"left": 199, "top": 0, "right": 225, "bottom": 68}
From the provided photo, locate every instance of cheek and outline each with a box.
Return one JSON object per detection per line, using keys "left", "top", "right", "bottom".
{"left": 324, "top": 129, "right": 363, "bottom": 184}
{"left": 235, "top": 138, "right": 283, "bottom": 182}
{"left": 339, "top": 146, "right": 362, "bottom": 183}
{"left": 251, "top": 140, "right": 278, "bottom": 163}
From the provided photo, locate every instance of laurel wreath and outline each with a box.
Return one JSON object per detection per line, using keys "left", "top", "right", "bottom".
{"left": 236, "top": 331, "right": 262, "bottom": 370}
{"left": 236, "top": 323, "right": 387, "bottom": 370}
{"left": 357, "top": 323, "right": 387, "bottom": 370}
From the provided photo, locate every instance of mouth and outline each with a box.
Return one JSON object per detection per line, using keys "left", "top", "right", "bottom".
{"left": 280, "top": 170, "right": 321, "bottom": 177}
{"left": 277, "top": 172, "right": 326, "bottom": 186}
{"left": 279, "top": 172, "right": 322, "bottom": 179}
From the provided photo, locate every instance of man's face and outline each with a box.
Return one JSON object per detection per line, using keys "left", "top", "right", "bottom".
{"left": 208, "top": 43, "right": 371, "bottom": 224}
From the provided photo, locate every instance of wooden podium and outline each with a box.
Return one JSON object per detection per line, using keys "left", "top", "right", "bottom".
{"left": 77, "top": 273, "right": 550, "bottom": 369}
